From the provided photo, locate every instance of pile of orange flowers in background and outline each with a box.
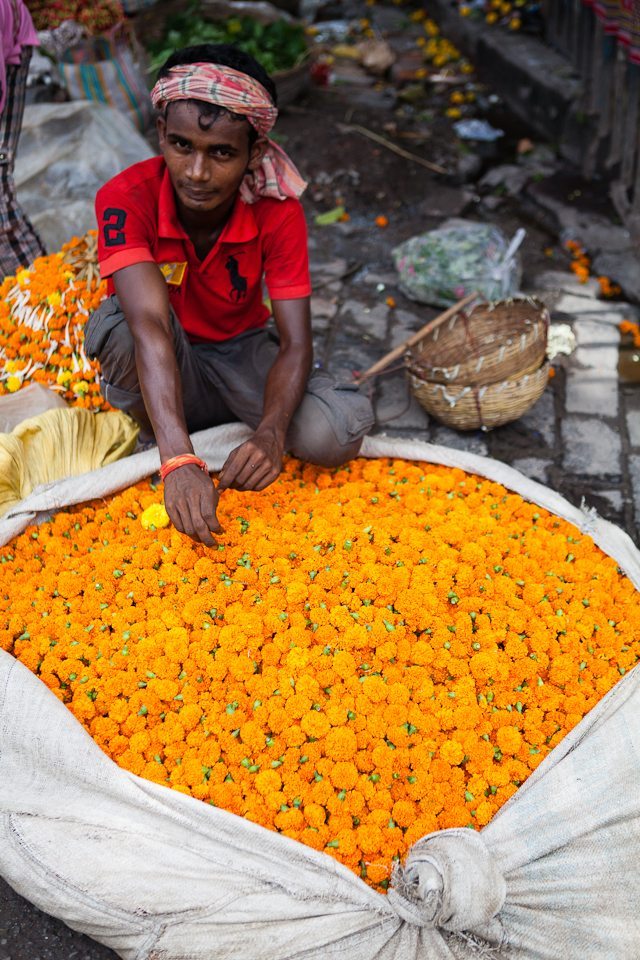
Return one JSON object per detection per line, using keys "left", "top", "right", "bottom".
{"left": 0, "top": 232, "right": 108, "bottom": 409}
{"left": 2, "top": 457, "right": 638, "bottom": 888}
{"left": 564, "top": 239, "right": 622, "bottom": 298}
{"left": 618, "top": 318, "right": 640, "bottom": 347}
{"left": 27, "top": 0, "right": 124, "bottom": 33}
{"left": 456, "top": 0, "right": 535, "bottom": 32}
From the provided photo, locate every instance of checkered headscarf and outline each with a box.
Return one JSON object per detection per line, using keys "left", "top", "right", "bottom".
{"left": 151, "top": 62, "right": 307, "bottom": 203}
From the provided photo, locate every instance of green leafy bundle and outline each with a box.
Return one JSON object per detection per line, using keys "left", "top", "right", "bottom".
{"left": 146, "top": 6, "right": 307, "bottom": 76}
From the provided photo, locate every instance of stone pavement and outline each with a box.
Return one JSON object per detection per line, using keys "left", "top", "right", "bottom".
{"left": 308, "top": 255, "right": 640, "bottom": 547}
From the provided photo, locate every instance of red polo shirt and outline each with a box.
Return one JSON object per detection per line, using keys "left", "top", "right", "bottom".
{"left": 95, "top": 156, "right": 311, "bottom": 343}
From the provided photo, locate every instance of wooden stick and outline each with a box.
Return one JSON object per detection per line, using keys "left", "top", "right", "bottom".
{"left": 356, "top": 291, "right": 479, "bottom": 382}
{"left": 285, "top": 106, "right": 448, "bottom": 175}
{"left": 335, "top": 122, "right": 448, "bottom": 175}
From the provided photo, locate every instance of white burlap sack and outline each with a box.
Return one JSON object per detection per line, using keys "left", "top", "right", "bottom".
{"left": 1, "top": 427, "right": 639, "bottom": 960}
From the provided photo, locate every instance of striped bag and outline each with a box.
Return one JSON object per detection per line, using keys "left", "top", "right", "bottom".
{"left": 58, "top": 23, "right": 153, "bottom": 133}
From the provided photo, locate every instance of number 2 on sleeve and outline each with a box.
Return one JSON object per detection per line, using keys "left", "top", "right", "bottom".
{"left": 103, "top": 208, "right": 127, "bottom": 247}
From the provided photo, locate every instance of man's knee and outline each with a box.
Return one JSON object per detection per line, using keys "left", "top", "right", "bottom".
{"left": 290, "top": 416, "right": 364, "bottom": 467}
{"left": 288, "top": 382, "right": 374, "bottom": 467}
{"left": 85, "top": 296, "right": 138, "bottom": 391}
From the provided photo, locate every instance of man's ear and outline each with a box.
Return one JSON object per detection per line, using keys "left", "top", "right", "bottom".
{"left": 156, "top": 114, "right": 167, "bottom": 150}
{"left": 248, "top": 137, "right": 267, "bottom": 171}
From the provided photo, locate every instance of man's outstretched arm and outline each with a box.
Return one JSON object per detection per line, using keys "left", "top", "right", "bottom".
{"left": 218, "top": 296, "right": 312, "bottom": 492}
{"left": 113, "top": 261, "right": 221, "bottom": 546}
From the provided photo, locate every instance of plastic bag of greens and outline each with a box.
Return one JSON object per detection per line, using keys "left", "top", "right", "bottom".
{"left": 392, "top": 218, "right": 525, "bottom": 308}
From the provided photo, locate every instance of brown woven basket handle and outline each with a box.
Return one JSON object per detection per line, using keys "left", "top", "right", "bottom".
{"left": 356, "top": 291, "right": 479, "bottom": 383}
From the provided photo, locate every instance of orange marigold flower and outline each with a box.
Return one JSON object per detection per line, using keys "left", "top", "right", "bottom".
{"left": 496, "top": 726, "right": 522, "bottom": 756}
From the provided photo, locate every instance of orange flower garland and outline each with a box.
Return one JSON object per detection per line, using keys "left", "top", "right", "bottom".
{"left": 0, "top": 233, "right": 108, "bottom": 409}
{"left": 1, "top": 457, "right": 638, "bottom": 889}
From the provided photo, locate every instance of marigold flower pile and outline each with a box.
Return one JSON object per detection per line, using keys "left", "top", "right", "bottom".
{"left": 564, "top": 239, "right": 621, "bottom": 298}
{"left": 414, "top": 15, "right": 464, "bottom": 69}
{"left": 27, "top": 0, "right": 124, "bottom": 34}
{"left": 1, "top": 457, "right": 637, "bottom": 889}
{"left": 618, "top": 318, "right": 640, "bottom": 348}
{"left": 0, "top": 233, "right": 108, "bottom": 409}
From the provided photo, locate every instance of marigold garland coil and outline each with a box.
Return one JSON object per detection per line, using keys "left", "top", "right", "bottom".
{"left": 1, "top": 457, "right": 637, "bottom": 890}
{"left": 0, "top": 233, "right": 108, "bottom": 410}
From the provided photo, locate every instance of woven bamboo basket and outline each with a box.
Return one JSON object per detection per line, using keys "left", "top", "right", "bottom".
{"left": 409, "top": 360, "right": 550, "bottom": 431}
{"left": 407, "top": 297, "right": 549, "bottom": 388}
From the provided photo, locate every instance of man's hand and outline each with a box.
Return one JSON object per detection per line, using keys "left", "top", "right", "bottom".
{"left": 218, "top": 428, "right": 284, "bottom": 492}
{"left": 163, "top": 465, "right": 221, "bottom": 546}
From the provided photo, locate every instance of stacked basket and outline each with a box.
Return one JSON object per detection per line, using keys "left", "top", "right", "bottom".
{"left": 407, "top": 297, "right": 550, "bottom": 431}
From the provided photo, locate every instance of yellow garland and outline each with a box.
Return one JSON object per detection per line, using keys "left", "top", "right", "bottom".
{"left": 1, "top": 457, "right": 637, "bottom": 889}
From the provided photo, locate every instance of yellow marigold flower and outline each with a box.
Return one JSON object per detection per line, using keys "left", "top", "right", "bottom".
{"left": 141, "top": 504, "right": 171, "bottom": 531}
{"left": 47, "top": 291, "right": 62, "bottom": 308}
{"left": 5, "top": 375, "right": 21, "bottom": 392}
{"left": 72, "top": 380, "right": 90, "bottom": 396}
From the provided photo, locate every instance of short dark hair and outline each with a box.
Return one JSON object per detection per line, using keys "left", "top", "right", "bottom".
{"left": 157, "top": 43, "right": 277, "bottom": 145}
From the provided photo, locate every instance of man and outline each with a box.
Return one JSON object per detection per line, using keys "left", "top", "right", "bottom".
{"left": 0, "top": 0, "right": 46, "bottom": 278}
{"left": 86, "top": 44, "right": 374, "bottom": 548}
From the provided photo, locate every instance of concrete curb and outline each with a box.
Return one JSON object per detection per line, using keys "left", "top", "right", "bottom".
{"left": 425, "top": 0, "right": 593, "bottom": 164}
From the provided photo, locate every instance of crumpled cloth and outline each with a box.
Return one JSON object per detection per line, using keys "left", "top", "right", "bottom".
{"left": 0, "top": 406, "right": 138, "bottom": 517}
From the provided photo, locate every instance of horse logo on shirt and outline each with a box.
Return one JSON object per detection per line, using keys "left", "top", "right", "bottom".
{"left": 225, "top": 254, "right": 248, "bottom": 301}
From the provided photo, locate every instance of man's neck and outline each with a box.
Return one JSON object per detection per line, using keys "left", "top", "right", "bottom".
{"left": 176, "top": 193, "right": 236, "bottom": 260}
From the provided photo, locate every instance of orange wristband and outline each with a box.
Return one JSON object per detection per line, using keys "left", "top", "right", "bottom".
{"left": 159, "top": 454, "right": 209, "bottom": 482}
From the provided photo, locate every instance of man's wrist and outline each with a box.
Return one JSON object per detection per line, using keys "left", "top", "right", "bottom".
{"left": 254, "top": 419, "right": 287, "bottom": 447}
{"left": 156, "top": 433, "right": 194, "bottom": 462}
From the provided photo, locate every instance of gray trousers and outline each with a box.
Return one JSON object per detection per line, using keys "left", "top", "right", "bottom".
{"left": 84, "top": 296, "right": 375, "bottom": 466}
